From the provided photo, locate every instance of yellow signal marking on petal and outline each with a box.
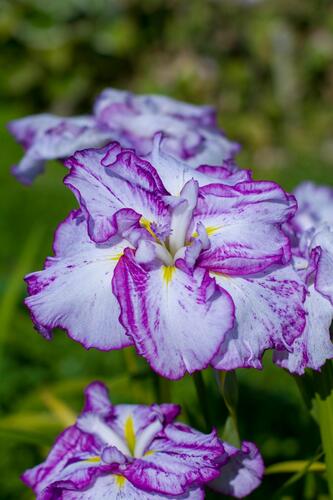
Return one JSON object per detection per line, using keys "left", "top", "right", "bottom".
{"left": 86, "top": 456, "right": 101, "bottom": 463}
{"left": 124, "top": 415, "right": 136, "bottom": 456}
{"left": 192, "top": 225, "right": 222, "bottom": 238}
{"left": 210, "top": 271, "right": 230, "bottom": 280}
{"left": 114, "top": 475, "right": 126, "bottom": 488}
{"left": 144, "top": 449, "right": 155, "bottom": 456}
{"left": 110, "top": 252, "right": 123, "bottom": 261}
{"left": 206, "top": 225, "right": 222, "bottom": 236}
{"left": 140, "top": 217, "right": 158, "bottom": 240}
{"left": 162, "top": 265, "right": 175, "bottom": 285}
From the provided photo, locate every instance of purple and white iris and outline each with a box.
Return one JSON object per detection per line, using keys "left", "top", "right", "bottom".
{"left": 25, "top": 142, "right": 306, "bottom": 379}
{"left": 8, "top": 89, "right": 239, "bottom": 184}
{"left": 22, "top": 381, "right": 263, "bottom": 499}
{"left": 274, "top": 182, "right": 333, "bottom": 374}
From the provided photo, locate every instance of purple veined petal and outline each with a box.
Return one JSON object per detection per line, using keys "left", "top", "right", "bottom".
{"left": 64, "top": 144, "right": 170, "bottom": 243}
{"left": 94, "top": 88, "right": 239, "bottom": 165}
{"left": 123, "top": 423, "right": 223, "bottom": 495}
{"left": 197, "top": 224, "right": 291, "bottom": 275}
{"left": 83, "top": 382, "right": 115, "bottom": 418}
{"left": 197, "top": 163, "right": 252, "bottom": 185}
{"left": 54, "top": 475, "right": 204, "bottom": 499}
{"left": 181, "top": 129, "right": 241, "bottom": 168}
{"left": 8, "top": 113, "right": 60, "bottom": 148}
{"left": 25, "top": 210, "right": 132, "bottom": 350}
{"left": 8, "top": 114, "right": 112, "bottom": 184}
{"left": 209, "top": 441, "right": 264, "bottom": 498}
{"left": 191, "top": 181, "right": 295, "bottom": 274}
{"left": 311, "top": 227, "right": 333, "bottom": 304}
{"left": 112, "top": 249, "right": 235, "bottom": 380}
{"left": 21, "top": 425, "right": 100, "bottom": 497}
{"left": 212, "top": 265, "right": 306, "bottom": 370}
{"left": 149, "top": 134, "right": 242, "bottom": 196}
{"left": 273, "top": 283, "right": 333, "bottom": 374}
{"left": 196, "top": 180, "right": 297, "bottom": 225}
{"left": 94, "top": 88, "right": 217, "bottom": 127}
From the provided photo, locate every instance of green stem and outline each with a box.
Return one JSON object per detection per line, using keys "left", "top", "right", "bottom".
{"left": 192, "top": 372, "right": 211, "bottom": 431}
{"left": 295, "top": 361, "right": 333, "bottom": 498}
{"left": 218, "top": 370, "right": 241, "bottom": 448}
{"left": 153, "top": 374, "right": 171, "bottom": 403}
{"left": 312, "top": 363, "right": 333, "bottom": 498}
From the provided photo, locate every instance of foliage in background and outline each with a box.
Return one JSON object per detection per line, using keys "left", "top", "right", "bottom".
{"left": 0, "top": 0, "right": 332, "bottom": 498}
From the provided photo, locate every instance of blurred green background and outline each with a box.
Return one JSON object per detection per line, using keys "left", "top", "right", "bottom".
{"left": 0, "top": 0, "right": 332, "bottom": 498}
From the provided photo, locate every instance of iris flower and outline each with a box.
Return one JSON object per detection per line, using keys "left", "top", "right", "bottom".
{"left": 8, "top": 89, "right": 238, "bottom": 184}
{"left": 25, "top": 142, "right": 306, "bottom": 379}
{"left": 274, "top": 181, "right": 333, "bottom": 373}
{"left": 22, "top": 382, "right": 263, "bottom": 499}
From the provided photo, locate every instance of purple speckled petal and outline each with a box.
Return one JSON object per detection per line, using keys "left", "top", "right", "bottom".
{"left": 55, "top": 476, "right": 204, "bottom": 499}
{"left": 210, "top": 441, "right": 264, "bottom": 498}
{"left": 112, "top": 249, "right": 235, "bottom": 379}
{"left": 193, "top": 181, "right": 295, "bottom": 274}
{"left": 64, "top": 144, "right": 169, "bottom": 243}
{"left": 25, "top": 210, "right": 131, "bottom": 350}
{"left": 312, "top": 227, "right": 333, "bottom": 304}
{"left": 8, "top": 114, "right": 112, "bottom": 184}
{"left": 212, "top": 265, "right": 306, "bottom": 370}
{"left": 123, "top": 423, "right": 223, "bottom": 495}
{"left": 273, "top": 282, "right": 333, "bottom": 374}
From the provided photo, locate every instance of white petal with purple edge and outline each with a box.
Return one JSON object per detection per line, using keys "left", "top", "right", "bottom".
{"left": 113, "top": 250, "right": 235, "bottom": 379}
{"left": 212, "top": 265, "right": 306, "bottom": 370}
{"left": 9, "top": 114, "right": 112, "bottom": 184}
{"left": 312, "top": 227, "right": 333, "bottom": 304}
{"left": 210, "top": 441, "right": 264, "bottom": 498}
{"left": 123, "top": 423, "right": 223, "bottom": 495}
{"left": 64, "top": 145, "right": 169, "bottom": 243}
{"left": 192, "top": 181, "right": 295, "bottom": 273}
{"left": 25, "top": 211, "right": 131, "bottom": 350}
{"left": 274, "top": 284, "right": 333, "bottom": 374}
{"left": 60, "top": 475, "right": 204, "bottom": 499}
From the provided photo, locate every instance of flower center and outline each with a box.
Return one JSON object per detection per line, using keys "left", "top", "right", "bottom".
{"left": 77, "top": 413, "right": 162, "bottom": 459}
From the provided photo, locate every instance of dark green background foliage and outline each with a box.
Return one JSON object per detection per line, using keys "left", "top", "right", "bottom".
{"left": 0, "top": 0, "right": 332, "bottom": 498}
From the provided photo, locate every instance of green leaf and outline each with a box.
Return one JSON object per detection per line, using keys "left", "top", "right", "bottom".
{"left": 266, "top": 460, "right": 326, "bottom": 475}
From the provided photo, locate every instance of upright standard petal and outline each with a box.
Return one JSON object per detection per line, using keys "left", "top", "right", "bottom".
{"left": 64, "top": 144, "right": 169, "bottom": 243}
{"left": 8, "top": 114, "right": 111, "bottom": 184}
{"left": 212, "top": 265, "right": 306, "bottom": 370}
{"left": 25, "top": 210, "right": 131, "bottom": 350}
{"left": 113, "top": 249, "right": 235, "bottom": 379}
